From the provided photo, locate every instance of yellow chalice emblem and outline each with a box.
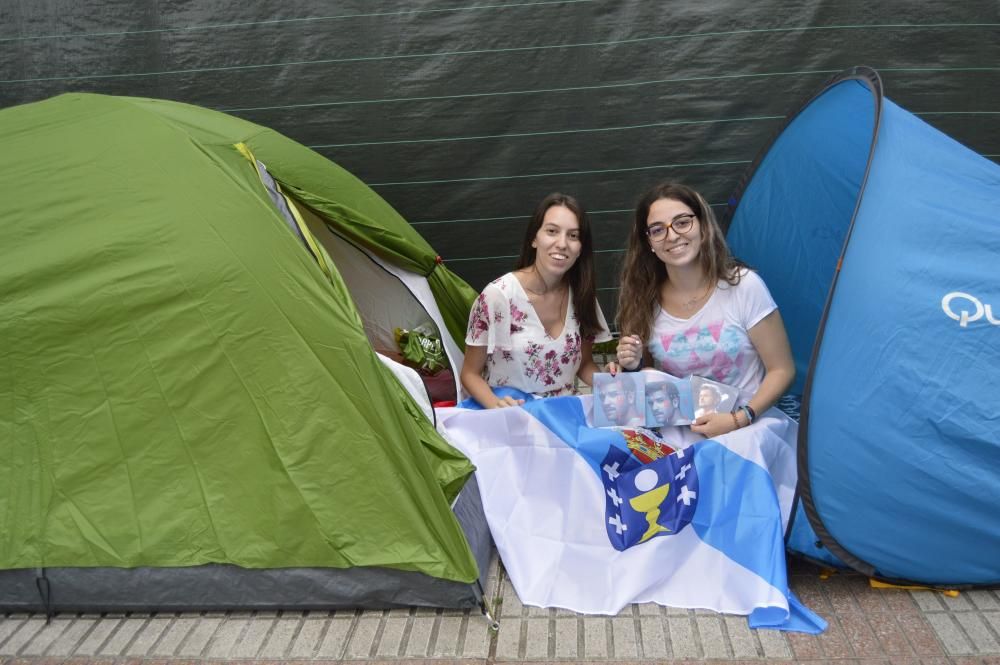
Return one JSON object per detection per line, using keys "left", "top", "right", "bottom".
{"left": 629, "top": 481, "right": 671, "bottom": 543}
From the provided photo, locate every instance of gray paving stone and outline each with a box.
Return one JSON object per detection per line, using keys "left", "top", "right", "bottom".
{"left": 176, "top": 615, "right": 221, "bottom": 657}
{"left": 665, "top": 604, "right": 691, "bottom": 616}
{"left": 48, "top": 617, "right": 96, "bottom": 656}
{"left": 500, "top": 578, "right": 523, "bottom": 617}
{"left": 74, "top": 617, "right": 120, "bottom": 656}
{"left": 494, "top": 617, "right": 521, "bottom": 660}
{"left": 434, "top": 615, "right": 463, "bottom": 656}
{"left": 911, "top": 590, "right": 946, "bottom": 612}
{"left": 344, "top": 615, "right": 380, "bottom": 659}
{"left": 757, "top": 628, "right": 792, "bottom": 658}
{"left": 986, "top": 611, "right": 1000, "bottom": 640}
{"left": 582, "top": 617, "right": 608, "bottom": 658}
{"left": 316, "top": 617, "right": 353, "bottom": 658}
{"left": 151, "top": 616, "right": 196, "bottom": 656}
{"left": 0, "top": 616, "right": 45, "bottom": 655}
{"left": 288, "top": 618, "right": 326, "bottom": 658}
{"left": 925, "top": 612, "right": 973, "bottom": 654}
{"left": 667, "top": 614, "right": 699, "bottom": 658}
{"left": 259, "top": 615, "right": 301, "bottom": 658}
{"left": 724, "top": 615, "right": 759, "bottom": 658}
{"left": 461, "top": 619, "right": 492, "bottom": 658}
{"left": 526, "top": 603, "right": 549, "bottom": 617}
{"left": 403, "top": 616, "right": 434, "bottom": 657}
{"left": 639, "top": 616, "right": 668, "bottom": 658}
{"left": 205, "top": 615, "right": 247, "bottom": 658}
{"left": 637, "top": 602, "right": 663, "bottom": 616}
{"left": 376, "top": 616, "right": 407, "bottom": 658}
{"left": 955, "top": 611, "right": 1000, "bottom": 652}
{"left": 554, "top": 617, "right": 578, "bottom": 658}
{"left": 524, "top": 617, "right": 549, "bottom": 659}
{"left": 554, "top": 606, "right": 577, "bottom": 617}
{"left": 0, "top": 617, "right": 26, "bottom": 650}
{"left": 98, "top": 616, "right": 146, "bottom": 655}
{"left": 125, "top": 615, "right": 171, "bottom": 656}
{"left": 969, "top": 590, "right": 1000, "bottom": 611}
{"left": 413, "top": 606, "right": 437, "bottom": 617}
{"left": 696, "top": 614, "right": 730, "bottom": 659}
{"left": 611, "top": 616, "right": 638, "bottom": 658}
{"left": 18, "top": 616, "right": 70, "bottom": 655}
{"left": 231, "top": 616, "right": 273, "bottom": 658}
{"left": 941, "top": 591, "right": 975, "bottom": 611}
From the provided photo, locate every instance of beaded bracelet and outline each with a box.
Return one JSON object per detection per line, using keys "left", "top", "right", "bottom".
{"left": 739, "top": 405, "right": 755, "bottom": 425}
{"left": 731, "top": 412, "right": 741, "bottom": 430}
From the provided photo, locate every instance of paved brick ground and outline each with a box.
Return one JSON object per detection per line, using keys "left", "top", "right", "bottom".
{"left": 2, "top": 555, "right": 998, "bottom": 664}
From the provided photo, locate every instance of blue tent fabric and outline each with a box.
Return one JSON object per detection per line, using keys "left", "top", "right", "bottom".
{"left": 726, "top": 67, "right": 1000, "bottom": 587}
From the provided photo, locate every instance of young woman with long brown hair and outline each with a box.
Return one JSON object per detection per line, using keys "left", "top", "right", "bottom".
{"left": 461, "top": 193, "right": 612, "bottom": 408}
{"left": 612, "top": 182, "right": 795, "bottom": 438}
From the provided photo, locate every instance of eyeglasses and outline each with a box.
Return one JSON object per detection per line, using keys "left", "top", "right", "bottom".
{"left": 646, "top": 213, "right": 697, "bottom": 241}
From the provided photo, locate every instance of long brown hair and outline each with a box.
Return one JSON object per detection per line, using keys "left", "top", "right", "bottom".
{"left": 617, "top": 182, "right": 745, "bottom": 339}
{"left": 515, "top": 193, "right": 602, "bottom": 339}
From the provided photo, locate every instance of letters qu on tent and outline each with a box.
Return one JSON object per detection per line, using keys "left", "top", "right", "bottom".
{"left": 0, "top": 92, "right": 493, "bottom": 612}
{"left": 725, "top": 66, "right": 1000, "bottom": 587}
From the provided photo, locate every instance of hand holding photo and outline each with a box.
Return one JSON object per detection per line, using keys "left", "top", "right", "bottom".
{"left": 592, "top": 371, "right": 737, "bottom": 429}
{"left": 691, "top": 376, "right": 738, "bottom": 418}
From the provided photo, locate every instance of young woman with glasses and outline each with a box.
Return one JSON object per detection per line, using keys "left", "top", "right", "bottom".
{"left": 611, "top": 182, "right": 795, "bottom": 439}
{"left": 461, "top": 193, "right": 613, "bottom": 408}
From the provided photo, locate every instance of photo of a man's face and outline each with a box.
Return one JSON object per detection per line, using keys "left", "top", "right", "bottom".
{"left": 601, "top": 381, "right": 634, "bottom": 424}
{"left": 697, "top": 384, "right": 722, "bottom": 415}
{"left": 594, "top": 374, "right": 645, "bottom": 426}
{"left": 645, "top": 382, "right": 680, "bottom": 425}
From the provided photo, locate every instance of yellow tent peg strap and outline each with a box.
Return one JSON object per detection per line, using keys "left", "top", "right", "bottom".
{"left": 869, "top": 578, "right": 959, "bottom": 596}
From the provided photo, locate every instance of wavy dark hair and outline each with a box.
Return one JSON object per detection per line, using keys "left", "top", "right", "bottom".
{"left": 617, "top": 182, "right": 745, "bottom": 340}
{"left": 515, "top": 192, "right": 602, "bottom": 339}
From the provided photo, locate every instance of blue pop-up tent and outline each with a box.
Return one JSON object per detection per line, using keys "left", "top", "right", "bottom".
{"left": 724, "top": 67, "right": 1000, "bottom": 587}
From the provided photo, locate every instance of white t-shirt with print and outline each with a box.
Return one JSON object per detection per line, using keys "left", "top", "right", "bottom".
{"left": 647, "top": 269, "right": 777, "bottom": 400}
{"left": 465, "top": 273, "right": 612, "bottom": 397}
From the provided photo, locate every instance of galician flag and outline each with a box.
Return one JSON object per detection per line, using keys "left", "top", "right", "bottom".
{"left": 436, "top": 390, "right": 825, "bottom": 633}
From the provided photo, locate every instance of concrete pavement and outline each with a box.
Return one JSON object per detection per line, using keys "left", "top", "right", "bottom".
{"left": 2, "top": 553, "right": 998, "bottom": 663}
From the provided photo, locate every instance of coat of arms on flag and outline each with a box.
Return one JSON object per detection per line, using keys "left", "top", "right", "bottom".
{"left": 601, "top": 434, "right": 698, "bottom": 551}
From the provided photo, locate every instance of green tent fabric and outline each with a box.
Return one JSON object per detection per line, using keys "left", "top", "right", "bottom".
{"left": 0, "top": 93, "right": 478, "bottom": 583}
{"left": 129, "top": 96, "right": 478, "bottom": 347}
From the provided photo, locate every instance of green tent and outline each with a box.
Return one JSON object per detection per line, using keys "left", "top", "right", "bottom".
{"left": 0, "top": 93, "right": 488, "bottom": 611}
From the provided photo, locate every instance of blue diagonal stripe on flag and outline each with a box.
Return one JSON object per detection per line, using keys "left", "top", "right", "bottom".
{"left": 442, "top": 389, "right": 825, "bottom": 633}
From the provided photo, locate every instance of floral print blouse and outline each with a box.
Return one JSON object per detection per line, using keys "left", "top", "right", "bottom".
{"left": 465, "top": 273, "right": 612, "bottom": 397}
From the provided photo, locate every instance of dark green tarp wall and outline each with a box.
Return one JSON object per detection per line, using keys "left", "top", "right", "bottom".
{"left": 1, "top": 0, "right": 998, "bottom": 321}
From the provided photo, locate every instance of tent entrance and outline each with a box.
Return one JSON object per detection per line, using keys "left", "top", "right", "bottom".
{"left": 290, "top": 198, "right": 463, "bottom": 404}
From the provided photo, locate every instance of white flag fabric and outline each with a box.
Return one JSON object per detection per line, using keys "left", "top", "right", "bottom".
{"left": 437, "top": 392, "right": 824, "bottom": 632}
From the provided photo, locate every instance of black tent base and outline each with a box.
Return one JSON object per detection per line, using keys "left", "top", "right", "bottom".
{"left": 0, "top": 478, "right": 493, "bottom": 613}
